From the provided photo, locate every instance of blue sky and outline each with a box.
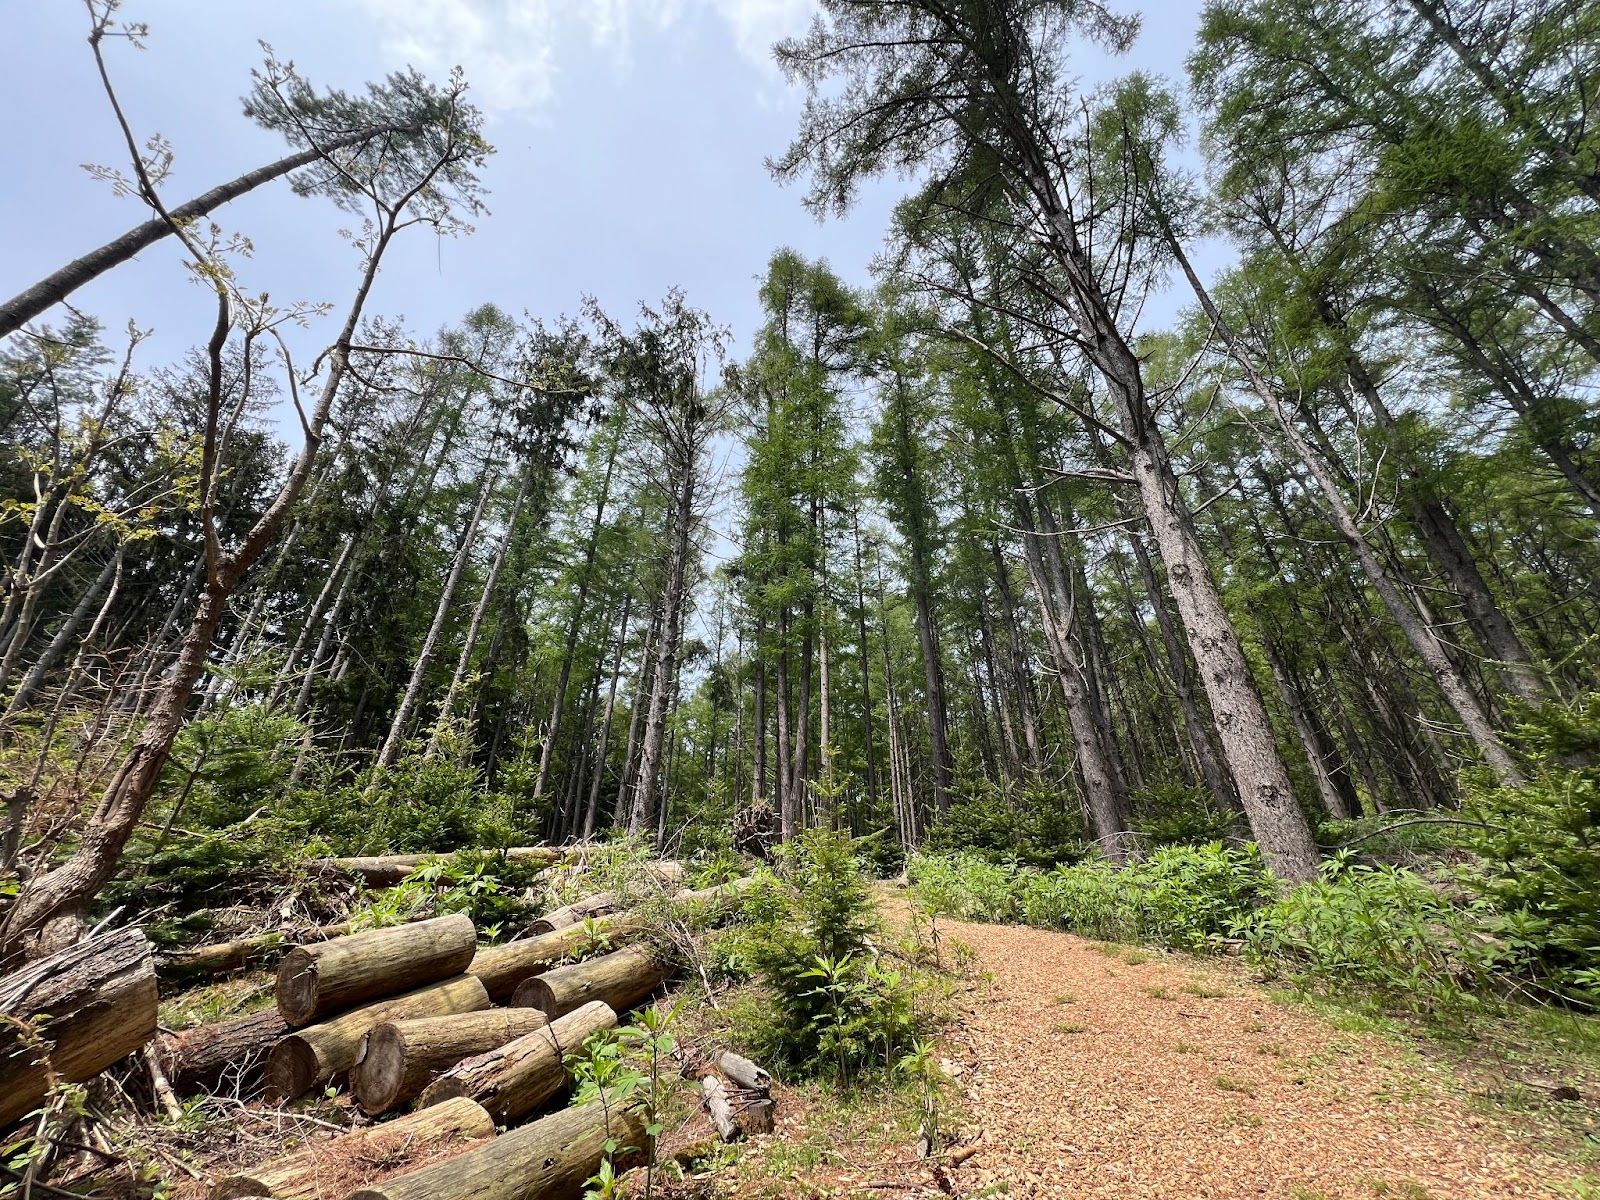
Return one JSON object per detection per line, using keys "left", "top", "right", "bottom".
{"left": 4, "top": 0, "right": 1211, "bottom": 369}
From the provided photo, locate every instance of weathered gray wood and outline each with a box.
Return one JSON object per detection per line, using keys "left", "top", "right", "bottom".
{"left": 352, "top": 1008, "right": 550, "bottom": 1115}
{"left": 346, "top": 1100, "right": 647, "bottom": 1200}
{"left": 528, "top": 892, "right": 616, "bottom": 935}
{"left": 0, "top": 927, "right": 157, "bottom": 1126}
{"left": 418, "top": 1000, "right": 616, "bottom": 1123}
{"left": 276, "top": 914, "right": 477, "bottom": 1026}
{"left": 702, "top": 1075, "right": 740, "bottom": 1141}
{"left": 511, "top": 944, "right": 670, "bottom": 1019}
{"left": 267, "top": 975, "right": 489, "bottom": 1101}
{"left": 209, "top": 1096, "right": 494, "bottom": 1199}
{"left": 718, "top": 1051, "right": 771, "bottom": 1094}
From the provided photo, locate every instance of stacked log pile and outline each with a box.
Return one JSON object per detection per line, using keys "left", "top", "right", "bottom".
{"left": 0, "top": 856, "right": 765, "bottom": 1200}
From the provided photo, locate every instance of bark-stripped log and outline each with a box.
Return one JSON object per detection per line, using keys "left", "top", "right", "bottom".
{"left": 353, "top": 1009, "right": 551, "bottom": 1115}
{"left": 718, "top": 1051, "right": 771, "bottom": 1093}
{"left": 276, "top": 914, "right": 476, "bottom": 1026}
{"left": 702, "top": 1075, "right": 739, "bottom": 1141}
{"left": 306, "top": 848, "right": 564, "bottom": 888}
{"left": 0, "top": 927, "right": 158, "bottom": 1126}
{"left": 267, "top": 975, "right": 489, "bottom": 1101}
{"left": 159, "top": 1009, "right": 289, "bottom": 1094}
{"left": 418, "top": 1000, "right": 616, "bottom": 1123}
{"left": 346, "top": 1100, "right": 648, "bottom": 1200}
{"left": 511, "top": 944, "right": 670, "bottom": 1019}
{"left": 466, "top": 916, "right": 639, "bottom": 1001}
{"left": 209, "top": 1096, "right": 494, "bottom": 1199}
{"left": 528, "top": 892, "right": 616, "bottom": 936}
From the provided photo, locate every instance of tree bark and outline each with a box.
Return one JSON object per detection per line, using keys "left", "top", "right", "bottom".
{"left": 267, "top": 975, "right": 489, "bottom": 1101}
{"left": 305, "top": 848, "right": 562, "bottom": 889}
{"left": 418, "top": 999, "right": 618, "bottom": 1123}
{"left": 466, "top": 916, "right": 640, "bottom": 1002}
{"left": 158, "top": 1008, "right": 289, "bottom": 1095}
{"left": 0, "top": 927, "right": 157, "bottom": 1126}
{"left": 210, "top": 1096, "right": 494, "bottom": 1200}
{"left": 353, "top": 1009, "right": 551, "bottom": 1115}
{"left": 276, "top": 914, "right": 478, "bottom": 1026}
{"left": 511, "top": 944, "right": 669, "bottom": 1019}
{"left": 347, "top": 1099, "right": 647, "bottom": 1200}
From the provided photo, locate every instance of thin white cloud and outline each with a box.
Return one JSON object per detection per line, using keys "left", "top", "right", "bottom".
{"left": 344, "top": 0, "right": 815, "bottom": 115}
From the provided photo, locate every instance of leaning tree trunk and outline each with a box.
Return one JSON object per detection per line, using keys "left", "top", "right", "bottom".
{"left": 0, "top": 128, "right": 391, "bottom": 339}
{"left": 0, "top": 927, "right": 157, "bottom": 1126}
{"left": 346, "top": 1099, "right": 647, "bottom": 1200}
{"left": 378, "top": 465, "right": 499, "bottom": 769}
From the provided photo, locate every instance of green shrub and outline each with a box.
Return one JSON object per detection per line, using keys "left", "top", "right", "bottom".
{"left": 727, "top": 829, "right": 924, "bottom": 1080}
{"left": 1239, "top": 852, "right": 1507, "bottom": 1006}
{"left": 1460, "top": 695, "right": 1600, "bottom": 1004}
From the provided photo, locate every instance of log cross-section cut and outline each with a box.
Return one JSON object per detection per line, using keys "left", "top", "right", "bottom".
{"left": 511, "top": 944, "right": 670, "bottom": 1019}
{"left": 267, "top": 975, "right": 489, "bottom": 1101}
{"left": 159, "top": 1008, "right": 290, "bottom": 1095}
{"left": 0, "top": 926, "right": 158, "bottom": 1127}
{"left": 209, "top": 1095, "right": 495, "bottom": 1199}
{"left": 353, "top": 1009, "right": 551, "bottom": 1115}
{"left": 466, "top": 916, "right": 639, "bottom": 1001}
{"left": 276, "top": 914, "right": 477, "bottom": 1026}
{"left": 346, "top": 1100, "right": 648, "bottom": 1200}
{"left": 419, "top": 1000, "right": 617, "bottom": 1123}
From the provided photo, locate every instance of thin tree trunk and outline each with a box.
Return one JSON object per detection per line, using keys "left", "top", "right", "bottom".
{"left": 5, "top": 551, "right": 119, "bottom": 718}
{"left": 582, "top": 597, "right": 632, "bottom": 840}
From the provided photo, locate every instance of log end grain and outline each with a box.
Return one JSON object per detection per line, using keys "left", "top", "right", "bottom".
{"left": 275, "top": 947, "right": 320, "bottom": 1026}
{"left": 265, "top": 1035, "right": 320, "bottom": 1103}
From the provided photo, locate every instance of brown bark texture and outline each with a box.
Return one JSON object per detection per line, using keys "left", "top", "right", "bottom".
{"left": 353, "top": 1009, "right": 551, "bottom": 1115}
{"left": 276, "top": 914, "right": 477, "bottom": 1026}
{"left": 510, "top": 944, "right": 670, "bottom": 1020}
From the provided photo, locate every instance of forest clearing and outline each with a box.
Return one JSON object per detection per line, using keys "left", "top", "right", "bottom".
{"left": 3, "top": 0, "right": 1600, "bottom": 1196}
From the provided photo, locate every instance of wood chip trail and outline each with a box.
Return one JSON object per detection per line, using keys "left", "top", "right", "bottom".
{"left": 933, "top": 915, "right": 1568, "bottom": 1199}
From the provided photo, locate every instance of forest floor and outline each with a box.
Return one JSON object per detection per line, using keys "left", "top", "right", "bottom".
{"left": 714, "top": 898, "right": 1597, "bottom": 1200}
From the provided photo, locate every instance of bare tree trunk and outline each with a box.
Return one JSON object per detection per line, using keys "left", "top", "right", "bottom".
{"left": 429, "top": 477, "right": 527, "bottom": 754}
{"left": 377, "top": 465, "right": 498, "bottom": 770}
{"left": 532, "top": 425, "right": 621, "bottom": 806}
{"left": 613, "top": 608, "right": 659, "bottom": 827}
{"left": 850, "top": 510, "right": 881, "bottom": 813}
{"left": 0, "top": 129, "right": 392, "bottom": 339}
{"left": 582, "top": 596, "right": 632, "bottom": 839}
{"left": 4, "top": 551, "right": 119, "bottom": 718}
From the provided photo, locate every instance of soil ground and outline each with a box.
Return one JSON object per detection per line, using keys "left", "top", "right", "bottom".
{"left": 721, "top": 908, "right": 1592, "bottom": 1199}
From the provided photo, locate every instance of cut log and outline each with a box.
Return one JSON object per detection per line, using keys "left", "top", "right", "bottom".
{"left": 267, "top": 975, "right": 489, "bottom": 1101}
{"left": 466, "top": 916, "right": 638, "bottom": 1002}
{"left": 528, "top": 892, "right": 616, "bottom": 936}
{"left": 702, "top": 1075, "right": 740, "bottom": 1142}
{"left": 511, "top": 944, "right": 670, "bottom": 1019}
{"left": 159, "top": 1008, "right": 289, "bottom": 1094}
{"left": 306, "top": 848, "right": 565, "bottom": 889}
{"left": 353, "top": 1009, "right": 551, "bottom": 1115}
{"left": 718, "top": 1050, "right": 771, "bottom": 1094}
{"left": 161, "top": 917, "right": 369, "bottom": 982}
{"left": 643, "top": 860, "right": 685, "bottom": 885}
{"left": 209, "top": 1095, "right": 494, "bottom": 1199}
{"left": 346, "top": 1100, "right": 648, "bottom": 1200}
{"left": 418, "top": 1000, "right": 616, "bottom": 1123}
{"left": 276, "top": 914, "right": 476, "bottom": 1026}
{"left": 0, "top": 927, "right": 158, "bottom": 1127}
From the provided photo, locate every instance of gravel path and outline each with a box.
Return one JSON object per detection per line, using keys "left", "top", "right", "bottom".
{"left": 933, "top": 916, "right": 1569, "bottom": 1199}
